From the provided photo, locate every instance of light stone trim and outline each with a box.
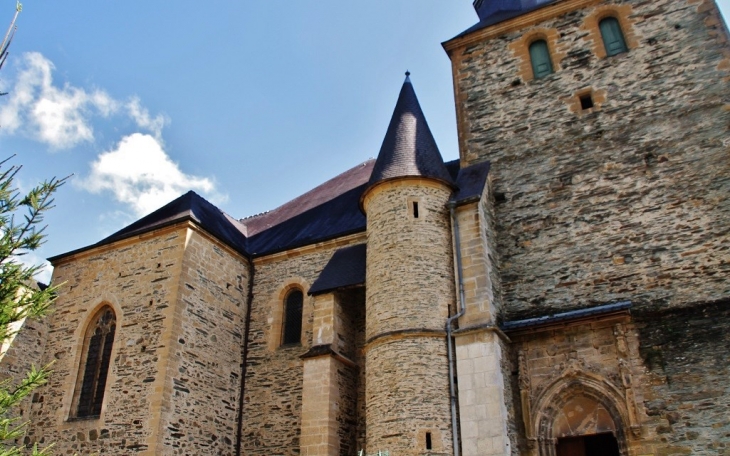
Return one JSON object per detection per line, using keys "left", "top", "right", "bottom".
{"left": 443, "top": 0, "right": 604, "bottom": 52}
{"left": 362, "top": 330, "right": 446, "bottom": 354}
{"left": 254, "top": 232, "right": 366, "bottom": 266}
{"left": 581, "top": 4, "right": 641, "bottom": 59}
{"left": 147, "top": 228, "right": 191, "bottom": 455}
{"left": 453, "top": 199, "right": 501, "bottom": 327}
{"left": 51, "top": 220, "right": 248, "bottom": 267}
{"left": 507, "top": 27, "right": 567, "bottom": 82}
{"left": 455, "top": 329, "right": 512, "bottom": 456}
{"left": 301, "top": 356, "right": 340, "bottom": 456}
{"left": 512, "top": 314, "right": 659, "bottom": 456}
{"left": 267, "top": 277, "right": 312, "bottom": 351}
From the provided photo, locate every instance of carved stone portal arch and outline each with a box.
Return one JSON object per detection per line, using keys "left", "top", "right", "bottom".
{"left": 531, "top": 373, "right": 630, "bottom": 456}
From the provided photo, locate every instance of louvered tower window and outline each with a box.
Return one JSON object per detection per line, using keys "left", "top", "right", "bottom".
{"left": 529, "top": 40, "right": 553, "bottom": 79}
{"left": 75, "top": 306, "right": 116, "bottom": 418}
{"left": 282, "top": 290, "right": 303, "bottom": 345}
{"left": 600, "top": 17, "right": 628, "bottom": 56}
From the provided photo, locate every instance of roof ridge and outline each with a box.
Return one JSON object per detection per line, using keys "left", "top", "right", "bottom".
{"left": 242, "top": 159, "right": 375, "bottom": 237}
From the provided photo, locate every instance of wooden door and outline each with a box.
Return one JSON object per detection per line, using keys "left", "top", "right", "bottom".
{"left": 556, "top": 433, "right": 620, "bottom": 456}
{"left": 556, "top": 436, "right": 586, "bottom": 456}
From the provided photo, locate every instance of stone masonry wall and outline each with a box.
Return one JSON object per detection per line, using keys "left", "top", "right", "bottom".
{"left": 366, "top": 337, "right": 452, "bottom": 455}
{"left": 635, "top": 300, "right": 730, "bottom": 455}
{"left": 363, "top": 180, "right": 455, "bottom": 455}
{"left": 240, "top": 236, "right": 365, "bottom": 455}
{"left": 27, "top": 226, "right": 189, "bottom": 455}
{"left": 158, "top": 229, "right": 249, "bottom": 455}
{"left": 0, "top": 311, "right": 47, "bottom": 447}
{"left": 363, "top": 180, "right": 455, "bottom": 339}
{"left": 448, "top": 0, "right": 730, "bottom": 318}
{"left": 454, "top": 185, "right": 503, "bottom": 328}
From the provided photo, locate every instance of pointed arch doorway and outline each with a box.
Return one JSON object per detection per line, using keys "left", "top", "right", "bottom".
{"left": 553, "top": 395, "right": 621, "bottom": 456}
{"left": 536, "top": 390, "right": 627, "bottom": 456}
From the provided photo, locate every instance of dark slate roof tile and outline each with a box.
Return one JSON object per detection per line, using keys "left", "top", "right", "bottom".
{"left": 451, "top": 160, "right": 491, "bottom": 205}
{"left": 50, "top": 80, "right": 472, "bottom": 262}
{"left": 49, "top": 191, "right": 249, "bottom": 262}
{"left": 244, "top": 160, "right": 374, "bottom": 237}
{"left": 501, "top": 301, "right": 632, "bottom": 331}
{"left": 447, "top": 0, "right": 559, "bottom": 42}
{"left": 368, "top": 75, "right": 454, "bottom": 189}
{"left": 308, "top": 244, "right": 366, "bottom": 296}
{"left": 246, "top": 184, "right": 367, "bottom": 257}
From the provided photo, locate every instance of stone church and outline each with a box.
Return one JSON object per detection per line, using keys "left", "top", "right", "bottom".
{"left": 2, "top": 0, "right": 728, "bottom": 454}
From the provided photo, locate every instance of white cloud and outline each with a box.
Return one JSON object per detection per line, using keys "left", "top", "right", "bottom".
{"left": 79, "top": 133, "right": 226, "bottom": 217}
{"left": 10, "top": 252, "right": 54, "bottom": 285}
{"left": 0, "top": 52, "right": 219, "bottom": 218}
{"left": 0, "top": 52, "right": 119, "bottom": 149}
{"left": 0, "top": 52, "right": 167, "bottom": 149}
{"left": 126, "top": 97, "right": 168, "bottom": 139}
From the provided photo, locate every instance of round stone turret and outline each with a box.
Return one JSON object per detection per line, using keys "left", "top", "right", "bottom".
{"left": 362, "top": 74, "right": 456, "bottom": 455}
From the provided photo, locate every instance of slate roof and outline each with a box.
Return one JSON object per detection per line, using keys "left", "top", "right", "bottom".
{"left": 48, "top": 77, "right": 490, "bottom": 269}
{"left": 308, "top": 244, "right": 367, "bottom": 296}
{"left": 367, "top": 74, "right": 455, "bottom": 190}
{"left": 447, "top": 0, "right": 558, "bottom": 42}
{"left": 246, "top": 183, "right": 367, "bottom": 256}
{"left": 49, "top": 190, "right": 249, "bottom": 261}
{"left": 451, "top": 161, "right": 491, "bottom": 205}
{"left": 501, "top": 301, "right": 632, "bottom": 331}
{"left": 49, "top": 156, "right": 478, "bottom": 264}
{"left": 244, "top": 160, "right": 374, "bottom": 237}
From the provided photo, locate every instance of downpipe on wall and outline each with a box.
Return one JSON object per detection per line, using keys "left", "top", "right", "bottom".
{"left": 235, "top": 259, "right": 255, "bottom": 456}
{"left": 447, "top": 201, "right": 466, "bottom": 456}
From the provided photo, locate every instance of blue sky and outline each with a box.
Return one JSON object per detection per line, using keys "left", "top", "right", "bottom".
{"left": 1, "top": 1, "right": 729, "bottom": 282}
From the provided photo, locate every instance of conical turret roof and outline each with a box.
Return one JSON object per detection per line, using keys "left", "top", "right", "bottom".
{"left": 367, "top": 73, "right": 455, "bottom": 189}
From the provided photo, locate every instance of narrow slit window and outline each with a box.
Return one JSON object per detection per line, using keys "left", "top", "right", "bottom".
{"left": 579, "top": 93, "right": 594, "bottom": 110}
{"left": 282, "top": 290, "right": 303, "bottom": 345}
{"left": 600, "top": 17, "right": 628, "bottom": 56}
{"left": 74, "top": 306, "right": 116, "bottom": 419}
{"left": 412, "top": 201, "right": 419, "bottom": 219}
{"left": 529, "top": 39, "right": 553, "bottom": 79}
{"left": 426, "top": 432, "right": 432, "bottom": 450}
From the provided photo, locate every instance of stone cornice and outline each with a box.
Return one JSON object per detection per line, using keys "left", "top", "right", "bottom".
{"left": 253, "top": 232, "right": 366, "bottom": 266}
{"left": 443, "top": 0, "right": 603, "bottom": 54}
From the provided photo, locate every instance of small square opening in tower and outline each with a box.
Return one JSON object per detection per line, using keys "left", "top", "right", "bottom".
{"left": 579, "top": 93, "right": 594, "bottom": 110}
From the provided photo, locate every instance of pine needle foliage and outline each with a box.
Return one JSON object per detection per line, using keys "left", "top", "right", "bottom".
{"left": 0, "top": 157, "right": 66, "bottom": 455}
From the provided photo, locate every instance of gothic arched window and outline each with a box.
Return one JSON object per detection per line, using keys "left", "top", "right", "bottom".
{"left": 73, "top": 306, "right": 116, "bottom": 418}
{"left": 529, "top": 39, "right": 553, "bottom": 79}
{"left": 281, "top": 290, "right": 303, "bottom": 345}
{"left": 599, "top": 17, "right": 628, "bottom": 56}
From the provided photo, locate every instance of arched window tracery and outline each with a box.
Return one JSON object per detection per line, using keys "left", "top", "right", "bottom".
{"left": 73, "top": 306, "right": 116, "bottom": 418}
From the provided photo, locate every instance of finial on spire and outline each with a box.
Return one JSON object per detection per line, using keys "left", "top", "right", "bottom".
{"left": 405, "top": 70, "right": 410, "bottom": 77}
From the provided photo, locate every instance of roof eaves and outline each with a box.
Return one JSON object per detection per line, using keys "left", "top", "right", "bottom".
{"left": 501, "top": 301, "right": 633, "bottom": 332}
{"left": 250, "top": 226, "right": 366, "bottom": 259}
{"left": 443, "top": 0, "right": 560, "bottom": 51}
{"left": 48, "top": 214, "right": 198, "bottom": 264}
